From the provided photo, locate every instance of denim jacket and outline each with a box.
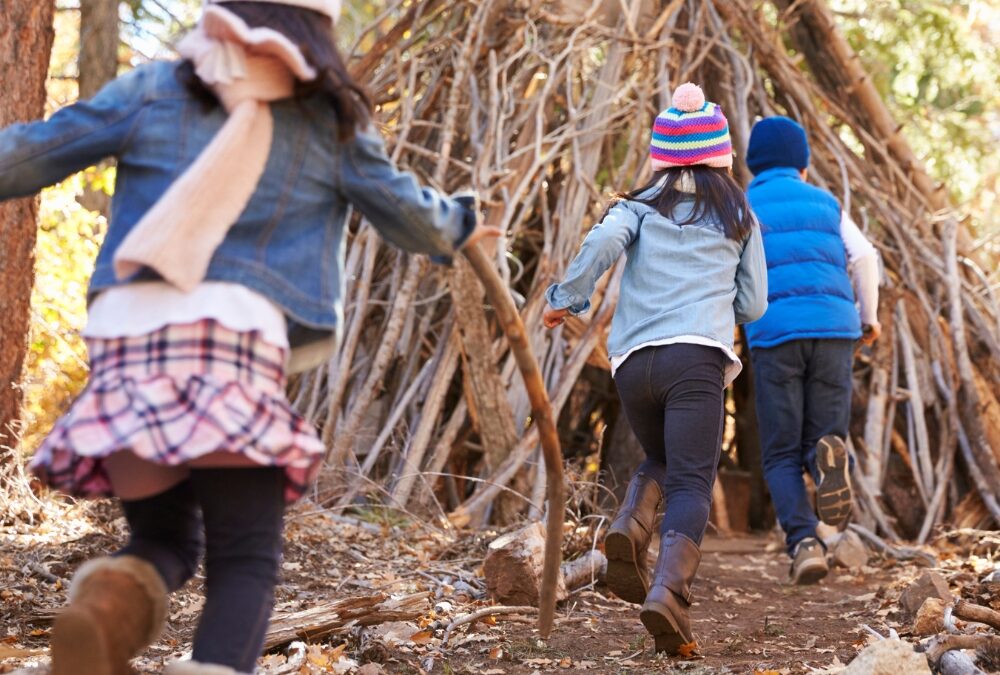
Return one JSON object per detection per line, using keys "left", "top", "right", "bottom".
{"left": 0, "top": 61, "right": 473, "bottom": 346}
{"left": 545, "top": 197, "right": 768, "bottom": 358}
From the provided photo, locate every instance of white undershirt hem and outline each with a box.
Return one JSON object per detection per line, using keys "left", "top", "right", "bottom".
{"left": 610, "top": 335, "right": 742, "bottom": 386}
{"left": 84, "top": 281, "right": 289, "bottom": 350}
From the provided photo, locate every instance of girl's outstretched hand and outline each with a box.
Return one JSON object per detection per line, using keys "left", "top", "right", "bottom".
{"left": 543, "top": 307, "right": 570, "bottom": 329}
{"left": 462, "top": 224, "right": 504, "bottom": 249}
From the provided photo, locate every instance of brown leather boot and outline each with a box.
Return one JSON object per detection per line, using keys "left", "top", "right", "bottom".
{"left": 604, "top": 473, "right": 662, "bottom": 604}
{"left": 640, "top": 530, "right": 701, "bottom": 655}
{"left": 52, "top": 556, "right": 168, "bottom": 675}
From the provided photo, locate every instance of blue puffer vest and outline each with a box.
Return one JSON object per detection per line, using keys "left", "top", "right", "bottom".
{"left": 745, "top": 167, "right": 861, "bottom": 349}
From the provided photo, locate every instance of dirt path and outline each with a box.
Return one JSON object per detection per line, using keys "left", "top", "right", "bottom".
{"left": 1, "top": 504, "right": 907, "bottom": 674}
{"left": 504, "top": 535, "right": 890, "bottom": 674}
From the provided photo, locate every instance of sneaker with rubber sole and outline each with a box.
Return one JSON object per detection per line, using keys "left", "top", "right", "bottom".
{"left": 816, "top": 435, "right": 853, "bottom": 528}
{"left": 790, "top": 537, "right": 828, "bottom": 585}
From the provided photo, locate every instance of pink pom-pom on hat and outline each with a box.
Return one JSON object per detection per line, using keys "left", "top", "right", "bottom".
{"left": 672, "top": 82, "right": 706, "bottom": 112}
{"left": 649, "top": 82, "right": 732, "bottom": 170}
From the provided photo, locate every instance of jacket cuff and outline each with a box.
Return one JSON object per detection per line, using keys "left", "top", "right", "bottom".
{"left": 545, "top": 284, "right": 590, "bottom": 315}
{"left": 431, "top": 202, "right": 477, "bottom": 266}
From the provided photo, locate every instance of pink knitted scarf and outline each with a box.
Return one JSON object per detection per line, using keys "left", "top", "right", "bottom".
{"left": 114, "top": 6, "right": 317, "bottom": 291}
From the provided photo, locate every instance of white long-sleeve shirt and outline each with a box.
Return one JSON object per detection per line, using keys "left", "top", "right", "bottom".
{"left": 841, "top": 212, "right": 880, "bottom": 325}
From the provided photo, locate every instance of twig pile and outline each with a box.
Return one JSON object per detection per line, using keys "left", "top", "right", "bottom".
{"left": 290, "top": 0, "right": 1000, "bottom": 541}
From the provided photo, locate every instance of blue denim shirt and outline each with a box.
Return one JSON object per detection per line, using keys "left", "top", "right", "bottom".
{"left": 0, "top": 61, "right": 473, "bottom": 346}
{"left": 545, "top": 197, "right": 768, "bottom": 358}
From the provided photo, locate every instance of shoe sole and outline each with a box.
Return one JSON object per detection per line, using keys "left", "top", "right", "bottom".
{"left": 639, "top": 603, "right": 696, "bottom": 655}
{"left": 792, "top": 558, "right": 829, "bottom": 585}
{"left": 816, "top": 436, "right": 852, "bottom": 528}
{"left": 604, "top": 531, "right": 648, "bottom": 605}
{"left": 51, "top": 609, "right": 115, "bottom": 675}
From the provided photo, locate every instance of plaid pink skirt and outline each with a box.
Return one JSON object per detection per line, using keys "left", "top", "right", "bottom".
{"left": 31, "top": 320, "right": 325, "bottom": 503}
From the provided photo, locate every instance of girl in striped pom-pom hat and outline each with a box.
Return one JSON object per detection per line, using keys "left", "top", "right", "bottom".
{"left": 650, "top": 82, "right": 734, "bottom": 169}
{"left": 0, "top": 0, "right": 498, "bottom": 673}
{"left": 543, "top": 82, "right": 767, "bottom": 655}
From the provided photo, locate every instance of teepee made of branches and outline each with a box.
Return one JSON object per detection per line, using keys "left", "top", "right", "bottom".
{"left": 290, "top": 0, "right": 1000, "bottom": 543}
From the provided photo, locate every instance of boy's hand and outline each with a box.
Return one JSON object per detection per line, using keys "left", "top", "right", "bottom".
{"left": 462, "top": 223, "right": 503, "bottom": 249}
{"left": 861, "top": 322, "right": 881, "bottom": 346}
{"left": 543, "top": 307, "right": 570, "bottom": 329}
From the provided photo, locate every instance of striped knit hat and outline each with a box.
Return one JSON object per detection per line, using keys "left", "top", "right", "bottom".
{"left": 650, "top": 83, "right": 733, "bottom": 170}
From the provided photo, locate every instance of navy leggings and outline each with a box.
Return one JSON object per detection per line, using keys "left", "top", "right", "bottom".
{"left": 117, "top": 467, "right": 285, "bottom": 672}
{"left": 613, "top": 343, "right": 726, "bottom": 545}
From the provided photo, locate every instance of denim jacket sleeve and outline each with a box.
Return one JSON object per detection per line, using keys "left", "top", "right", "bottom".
{"left": 545, "top": 201, "right": 640, "bottom": 315}
{"left": 734, "top": 220, "right": 768, "bottom": 324}
{"left": 0, "top": 67, "right": 148, "bottom": 201}
{"left": 338, "top": 127, "right": 474, "bottom": 259}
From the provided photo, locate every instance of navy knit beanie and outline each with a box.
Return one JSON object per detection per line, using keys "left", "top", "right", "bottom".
{"left": 746, "top": 116, "right": 810, "bottom": 175}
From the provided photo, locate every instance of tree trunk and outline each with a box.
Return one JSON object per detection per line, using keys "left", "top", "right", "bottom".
{"left": 78, "top": 0, "right": 118, "bottom": 215}
{"left": 78, "top": 0, "right": 118, "bottom": 99}
{"left": 769, "top": 0, "right": 973, "bottom": 252}
{"left": 0, "top": 0, "right": 56, "bottom": 449}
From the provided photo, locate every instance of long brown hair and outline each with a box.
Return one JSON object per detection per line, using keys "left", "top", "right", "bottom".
{"left": 617, "top": 166, "right": 755, "bottom": 241}
{"left": 178, "top": 1, "right": 371, "bottom": 140}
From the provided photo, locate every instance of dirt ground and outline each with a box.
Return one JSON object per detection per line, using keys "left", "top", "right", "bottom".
{"left": 0, "top": 498, "right": 935, "bottom": 674}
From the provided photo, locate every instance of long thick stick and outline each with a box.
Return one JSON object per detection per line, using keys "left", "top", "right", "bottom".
{"left": 461, "top": 242, "right": 564, "bottom": 639}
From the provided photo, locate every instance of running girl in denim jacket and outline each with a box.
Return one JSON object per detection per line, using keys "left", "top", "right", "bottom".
{"left": 0, "top": 1, "right": 495, "bottom": 672}
{"left": 543, "top": 83, "right": 767, "bottom": 655}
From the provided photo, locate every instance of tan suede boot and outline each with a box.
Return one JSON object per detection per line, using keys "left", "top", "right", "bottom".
{"left": 51, "top": 556, "right": 168, "bottom": 675}
{"left": 639, "top": 531, "right": 701, "bottom": 655}
{"left": 604, "top": 473, "right": 662, "bottom": 604}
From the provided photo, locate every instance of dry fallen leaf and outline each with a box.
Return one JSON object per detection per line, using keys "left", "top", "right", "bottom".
{"left": 678, "top": 641, "right": 699, "bottom": 658}
{"left": 410, "top": 629, "right": 434, "bottom": 645}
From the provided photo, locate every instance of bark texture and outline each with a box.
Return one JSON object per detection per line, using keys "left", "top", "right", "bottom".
{"left": 78, "top": 0, "right": 118, "bottom": 99}
{"left": 0, "top": 0, "right": 56, "bottom": 448}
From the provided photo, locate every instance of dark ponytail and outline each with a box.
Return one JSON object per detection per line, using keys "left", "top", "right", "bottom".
{"left": 615, "top": 166, "right": 755, "bottom": 242}
{"left": 177, "top": 1, "right": 371, "bottom": 141}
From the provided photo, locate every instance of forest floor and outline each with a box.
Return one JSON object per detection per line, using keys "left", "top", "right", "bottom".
{"left": 0, "top": 495, "right": 979, "bottom": 674}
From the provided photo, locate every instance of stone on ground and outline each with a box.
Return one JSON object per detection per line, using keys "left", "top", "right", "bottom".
{"left": 831, "top": 530, "right": 869, "bottom": 569}
{"left": 900, "top": 571, "right": 952, "bottom": 617}
{"left": 912, "top": 597, "right": 947, "bottom": 636}
{"left": 842, "top": 639, "right": 932, "bottom": 674}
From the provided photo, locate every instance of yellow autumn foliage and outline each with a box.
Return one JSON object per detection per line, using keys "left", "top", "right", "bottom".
{"left": 20, "top": 172, "right": 108, "bottom": 453}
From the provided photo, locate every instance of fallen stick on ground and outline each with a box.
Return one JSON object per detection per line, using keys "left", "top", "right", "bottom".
{"left": 923, "top": 634, "right": 1000, "bottom": 664}
{"left": 263, "top": 591, "right": 432, "bottom": 651}
{"left": 952, "top": 599, "right": 1000, "bottom": 632}
{"left": 849, "top": 523, "right": 938, "bottom": 566}
{"left": 442, "top": 605, "right": 539, "bottom": 646}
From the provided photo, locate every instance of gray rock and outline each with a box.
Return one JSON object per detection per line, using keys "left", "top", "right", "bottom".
{"left": 842, "top": 639, "right": 932, "bottom": 675}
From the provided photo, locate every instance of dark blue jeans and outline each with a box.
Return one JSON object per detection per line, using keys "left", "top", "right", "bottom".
{"left": 614, "top": 343, "right": 726, "bottom": 545}
{"left": 117, "top": 467, "right": 285, "bottom": 672}
{"left": 751, "top": 339, "right": 853, "bottom": 555}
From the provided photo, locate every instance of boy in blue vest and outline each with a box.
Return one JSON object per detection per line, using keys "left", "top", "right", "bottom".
{"left": 744, "top": 116, "right": 880, "bottom": 585}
